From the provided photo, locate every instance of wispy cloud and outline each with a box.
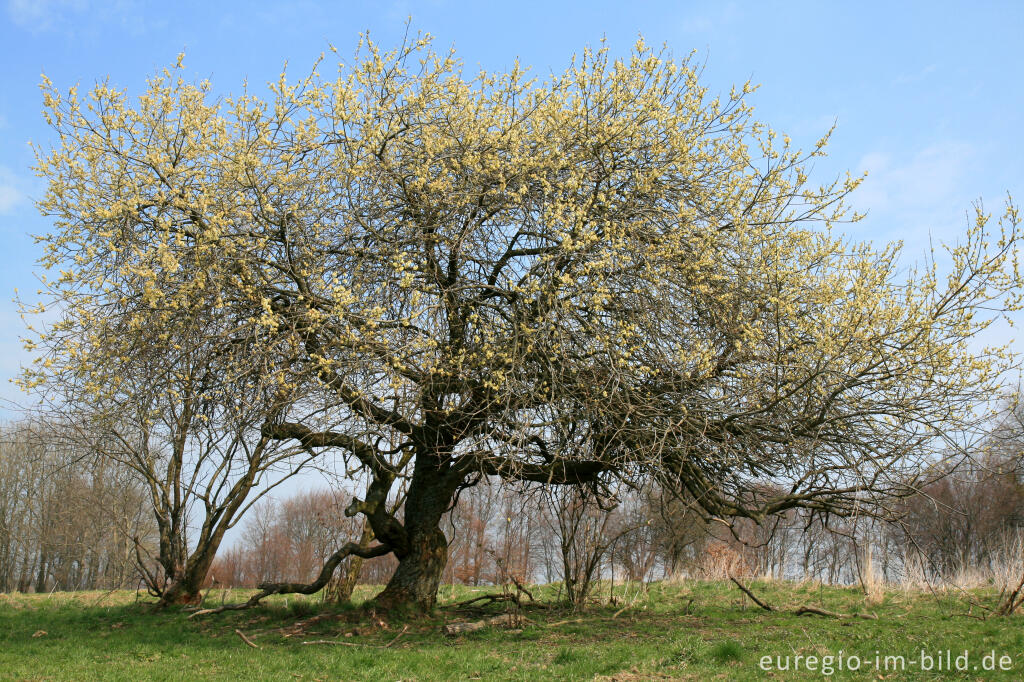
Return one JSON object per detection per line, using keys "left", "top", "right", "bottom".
{"left": 678, "top": 2, "right": 743, "bottom": 36}
{"left": 854, "top": 141, "right": 977, "bottom": 245}
{"left": 6, "top": 0, "right": 152, "bottom": 36}
{"left": 0, "top": 167, "right": 27, "bottom": 215}
{"left": 6, "top": 0, "right": 88, "bottom": 33}
{"left": 892, "top": 62, "right": 938, "bottom": 86}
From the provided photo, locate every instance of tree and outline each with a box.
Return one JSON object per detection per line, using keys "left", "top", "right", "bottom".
{"left": 0, "top": 419, "right": 155, "bottom": 593}
{"left": 23, "top": 33, "right": 1023, "bottom": 611}
{"left": 545, "top": 485, "right": 618, "bottom": 608}
{"left": 38, "top": 322, "right": 314, "bottom": 605}
{"left": 21, "top": 107, "right": 317, "bottom": 604}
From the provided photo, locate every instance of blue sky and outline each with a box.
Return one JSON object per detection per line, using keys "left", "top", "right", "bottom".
{"left": 1, "top": 0, "right": 1022, "bottom": 416}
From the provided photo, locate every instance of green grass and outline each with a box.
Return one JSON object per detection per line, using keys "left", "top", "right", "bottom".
{"left": 2, "top": 580, "right": 1023, "bottom": 680}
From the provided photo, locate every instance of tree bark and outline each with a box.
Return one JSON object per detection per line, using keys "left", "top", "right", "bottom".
{"left": 34, "top": 551, "right": 48, "bottom": 593}
{"left": 158, "top": 576, "right": 203, "bottom": 605}
{"left": 373, "top": 524, "right": 448, "bottom": 611}
{"left": 156, "top": 534, "right": 221, "bottom": 606}
{"left": 370, "top": 449, "right": 457, "bottom": 611}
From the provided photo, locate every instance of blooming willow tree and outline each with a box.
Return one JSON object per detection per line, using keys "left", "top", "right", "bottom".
{"left": 24, "top": 35, "right": 1022, "bottom": 610}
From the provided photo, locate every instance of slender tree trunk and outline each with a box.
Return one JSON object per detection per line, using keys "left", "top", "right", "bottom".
{"left": 326, "top": 518, "right": 375, "bottom": 603}
{"left": 35, "top": 552, "right": 48, "bottom": 593}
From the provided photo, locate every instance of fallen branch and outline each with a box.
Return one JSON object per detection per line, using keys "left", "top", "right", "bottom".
{"left": 545, "top": 617, "right": 585, "bottom": 628}
{"left": 729, "top": 575, "right": 774, "bottom": 612}
{"left": 453, "top": 593, "right": 521, "bottom": 609}
{"left": 998, "top": 572, "right": 1024, "bottom": 616}
{"left": 384, "top": 624, "right": 409, "bottom": 648}
{"left": 235, "top": 629, "right": 260, "bottom": 649}
{"left": 90, "top": 587, "right": 121, "bottom": 607}
{"left": 794, "top": 606, "right": 879, "bottom": 620}
{"left": 301, "top": 625, "right": 410, "bottom": 648}
{"left": 301, "top": 639, "right": 371, "bottom": 647}
{"left": 728, "top": 575, "right": 877, "bottom": 620}
{"left": 443, "top": 614, "right": 520, "bottom": 636}
{"left": 510, "top": 575, "right": 535, "bottom": 602}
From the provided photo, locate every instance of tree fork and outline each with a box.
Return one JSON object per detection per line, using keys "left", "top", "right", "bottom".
{"left": 369, "top": 447, "right": 462, "bottom": 611}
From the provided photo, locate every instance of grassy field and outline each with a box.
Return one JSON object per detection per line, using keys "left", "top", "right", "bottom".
{"left": 1, "top": 579, "right": 1022, "bottom": 680}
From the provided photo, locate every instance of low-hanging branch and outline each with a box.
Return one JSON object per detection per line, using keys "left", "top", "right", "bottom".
{"left": 189, "top": 541, "right": 391, "bottom": 618}
{"left": 473, "top": 454, "right": 611, "bottom": 485}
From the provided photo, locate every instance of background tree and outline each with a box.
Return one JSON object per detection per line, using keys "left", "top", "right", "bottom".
{"left": 24, "top": 33, "right": 1024, "bottom": 611}
{"left": 545, "top": 485, "right": 619, "bottom": 608}
{"left": 0, "top": 420, "right": 155, "bottom": 593}
{"left": 21, "top": 77, "right": 318, "bottom": 603}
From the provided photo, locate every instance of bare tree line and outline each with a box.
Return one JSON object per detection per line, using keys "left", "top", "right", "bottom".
{"left": 2, "top": 408, "right": 1023, "bottom": 603}
{"left": 0, "top": 421, "right": 156, "bottom": 592}
{"left": 205, "top": 489, "right": 396, "bottom": 592}
{"left": 211, "top": 447, "right": 1024, "bottom": 602}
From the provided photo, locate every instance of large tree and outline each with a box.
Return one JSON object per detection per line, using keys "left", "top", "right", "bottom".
{"left": 23, "top": 35, "right": 1022, "bottom": 610}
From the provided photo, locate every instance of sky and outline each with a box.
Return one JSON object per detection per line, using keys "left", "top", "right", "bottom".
{"left": 1, "top": 0, "right": 1022, "bottom": 420}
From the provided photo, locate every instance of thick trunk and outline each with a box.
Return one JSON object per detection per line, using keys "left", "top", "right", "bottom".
{"left": 373, "top": 524, "right": 448, "bottom": 611}
{"left": 370, "top": 448, "right": 457, "bottom": 611}
{"left": 158, "top": 576, "right": 203, "bottom": 605}
{"left": 156, "top": 537, "right": 221, "bottom": 607}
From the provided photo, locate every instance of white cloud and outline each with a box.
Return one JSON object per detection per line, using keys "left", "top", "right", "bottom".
{"left": 6, "top": 0, "right": 151, "bottom": 36}
{"left": 854, "top": 141, "right": 976, "bottom": 245}
{"left": 0, "top": 186, "right": 22, "bottom": 214}
{"left": 0, "top": 167, "right": 27, "bottom": 214}
{"left": 6, "top": 0, "right": 88, "bottom": 33}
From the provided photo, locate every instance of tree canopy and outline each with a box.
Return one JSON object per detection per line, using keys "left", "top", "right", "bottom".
{"left": 22, "top": 34, "right": 1023, "bottom": 609}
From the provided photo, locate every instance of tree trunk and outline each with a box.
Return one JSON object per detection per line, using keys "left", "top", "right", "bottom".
{"left": 370, "top": 450, "right": 457, "bottom": 611}
{"left": 326, "top": 518, "right": 375, "bottom": 603}
{"left": 35, "top": 552, "right": 48, "bottom": 593}
{"left": 158, "top": 575, "right": 203, "bottom": 605}
{"left": 156, "top": 539, "right": 220, "bottom": 606}
{"left": 373, "top": 524, "right": 448, "bottom": 611}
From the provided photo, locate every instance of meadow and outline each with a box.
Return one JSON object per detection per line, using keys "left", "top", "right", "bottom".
{"left": 2, "top": 580, "right": 1022, "bottom": 680}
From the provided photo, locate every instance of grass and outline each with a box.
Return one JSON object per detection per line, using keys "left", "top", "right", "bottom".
{"left": 2, "top": 579, "right": 1023, "bottom": 680}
